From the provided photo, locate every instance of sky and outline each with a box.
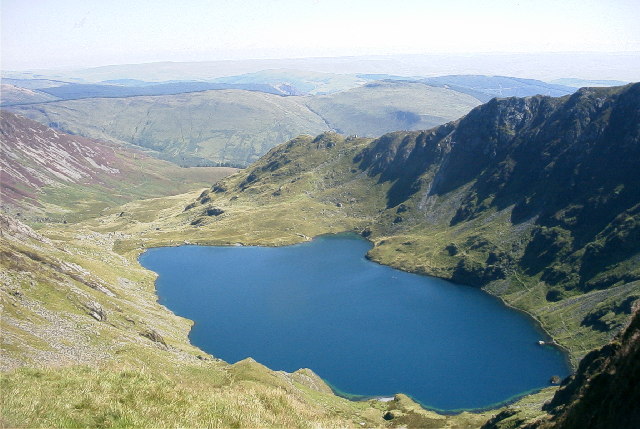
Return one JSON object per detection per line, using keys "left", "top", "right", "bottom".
{"left": 2, "top": 0, "right": 640, "bottom": 70}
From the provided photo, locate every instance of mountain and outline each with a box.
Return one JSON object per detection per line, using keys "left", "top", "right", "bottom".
{"left": 0, "top": 111, "right": 235, "bottom": 221}
{"left": 352, "top": 75, "right": 578, "bottom": 102}
{"left": 32, "top": 81, "right": 296, "bottom": 101}
{"left": 304, "top": 81, "right": 481, "bottom": 136}
{"left": 550, "top": 78, "right": 629, "bottom": 88}
{"left": 4, "top": 52, "right": 639, "bottom": 82}
{"left": 190, "top": 83, "right": 640, "bottom": 360}
{"left": 8, "top": 82, "right": 481, "bottom": 167}
{"left": 1, "top": 78, "right": 72, "bottom": 90}
{"left": 3, "top": 71, "right": 580, "bottom": 104}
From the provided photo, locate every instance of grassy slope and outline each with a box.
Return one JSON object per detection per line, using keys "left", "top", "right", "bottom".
{"left": 32, "top": 163, "right": 235, "bottom": 224}
{"left": 1, "top": 111, "right": 236, "bottom": 223}
{"left": 305, "top": 82, "right": 481, "bottom": 136}
{"left": 8, "top": 90, "right": 330, "bottom": 167}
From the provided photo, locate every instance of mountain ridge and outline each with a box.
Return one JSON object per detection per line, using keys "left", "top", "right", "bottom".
{"left": 191, "top": 84, "right": 640, "bottom": 361}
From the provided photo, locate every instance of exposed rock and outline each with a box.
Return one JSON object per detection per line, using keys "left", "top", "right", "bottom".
{"left": 140, "top": 329, "right": 167, "bottom": 347}
{"left": 212, "top": 183, "right": 227, "bottom": 193}
{"left": 84, "top": 301, "right": 107, "bottom": 322}
{"left": 205, "top": 207, "right": 224, "bottom": 216}
{"left": 481, "top": 409, "right": 523, "bottom": 429}
{"left": 0, "top": 213, "right": 53, "bottom": 245}
{"left": 445, "top": 243, "right": 459, "bottom": 256}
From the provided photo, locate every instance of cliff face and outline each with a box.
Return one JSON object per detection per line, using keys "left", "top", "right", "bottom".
{"left": 355, "top": 84, "right": 640, "bottom": 295}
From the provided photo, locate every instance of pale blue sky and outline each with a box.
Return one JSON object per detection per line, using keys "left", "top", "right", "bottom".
{"left": 2, "top": 0, "right": 639, "bottom": 70}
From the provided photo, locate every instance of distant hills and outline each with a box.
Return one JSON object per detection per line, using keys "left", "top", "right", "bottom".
{"left": 305, "top": 81, "right": 481, "bottom": 136}
{"left": 4, "top": 52, "right": 639, "bottom": 81}
{"left": 212, "top": 69, "right": 366, "bottom": 95}
{"left": 6, "top": 80, "right": 482, "bottom": 166}
{"left": 418, "top": 75, "right": 576, "bottom": 101}
{"left": 7, "top": 90, "right": 329, "bottom": 167}
{"left": 550, "top": 78, "right": 630, "bottom": 88}
{"left": 1, "top": 80, "right": 297, "bottom": 104}
{"left": 0, "top": 83, "right": 60, "bottom": 105}
{"left": 4, "top": 71, "right": 592, "bottom": 167}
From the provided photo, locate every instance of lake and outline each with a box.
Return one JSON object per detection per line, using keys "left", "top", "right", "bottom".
{"left": 139, "top": 234, "right": 570, "bottom": 411}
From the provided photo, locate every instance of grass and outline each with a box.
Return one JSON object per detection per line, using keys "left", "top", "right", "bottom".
{"left": 4, "top": 124, "right": 637, "bottom": 426}
{"left": 2, "top": 362, "right": 378, "bottom": 428}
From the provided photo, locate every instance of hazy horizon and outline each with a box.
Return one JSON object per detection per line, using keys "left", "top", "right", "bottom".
{"left": 4, "top": 51, "right": 639, "bottom": 83}
{"left": 2, "top": 0, "right": 639, "bottom": 71}
{"left": 4, "top": 50, "right": 639, "bottom": 72}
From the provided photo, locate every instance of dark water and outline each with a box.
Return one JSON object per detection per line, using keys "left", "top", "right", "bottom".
{"left": 139, "top": 234, "right": 569, "bottom": 411}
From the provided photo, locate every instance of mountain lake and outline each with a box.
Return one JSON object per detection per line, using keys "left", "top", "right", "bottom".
{"left": 139, "top": 233, "right": 570, "bottom": 411}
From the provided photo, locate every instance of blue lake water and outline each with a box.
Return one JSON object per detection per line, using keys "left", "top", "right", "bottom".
{"left": 139, "top": 234, "right": 570, "bottom": 411}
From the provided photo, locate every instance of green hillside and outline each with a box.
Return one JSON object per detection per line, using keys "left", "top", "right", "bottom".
{"left": 9, "top": 90, "right": 329, "bottom": 167}
{"left": 305, "top": 81, "right": 482, "bottom": 136}
{"left": 8, "top": 82, "right": 482, "bottom": 167}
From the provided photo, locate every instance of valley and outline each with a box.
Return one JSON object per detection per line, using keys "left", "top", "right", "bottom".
{"left": 1, "top": 80, "right": 639, "bottom": 428}
{"left": 0, "top": 111, "right": 235, "bottom": 222}
{"left": 3, "top": 0, "right": 639, "bottom": 425}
